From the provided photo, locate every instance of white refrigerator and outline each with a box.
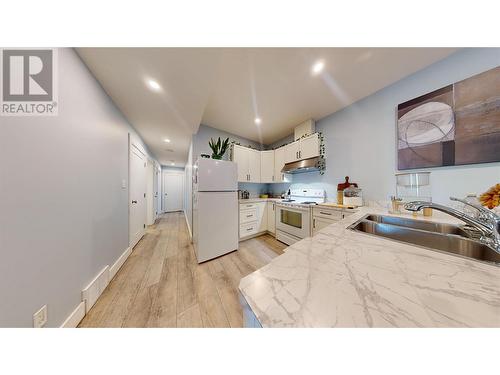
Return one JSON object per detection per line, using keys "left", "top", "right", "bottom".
{"left": 193, "top": 158, "right": 238, "bottom": 263}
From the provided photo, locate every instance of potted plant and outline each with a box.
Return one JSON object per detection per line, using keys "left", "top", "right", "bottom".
{"left": 208, "top": 137, "right": 230, "bottom": 160}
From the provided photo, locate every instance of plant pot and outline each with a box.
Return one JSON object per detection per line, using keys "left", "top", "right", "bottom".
{"left": 211, "top": 154, "right": 222, "bottom": 160}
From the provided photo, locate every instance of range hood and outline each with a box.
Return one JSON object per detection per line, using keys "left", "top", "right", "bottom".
{"left": 281, "top": 157, "right": 320, "bottom": 174}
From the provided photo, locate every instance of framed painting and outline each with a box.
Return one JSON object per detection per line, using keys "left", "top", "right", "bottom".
{"left": 397, "top": 66, "right": 500, "bottom": 170}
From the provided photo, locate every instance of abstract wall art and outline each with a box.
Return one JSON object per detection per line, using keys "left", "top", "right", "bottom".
{"left": 397, "top": 66, "right": 500, "bottom": 170}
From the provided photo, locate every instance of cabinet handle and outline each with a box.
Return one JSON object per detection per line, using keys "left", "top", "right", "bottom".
{"left": 299, "top": 150, "right": 301, "bottom": 158}
{"left": 313, "top": 218, "right": 316, "bottom": 228}
{"left": 246, "top": 214, "right": 253, "bottom": 217}
{"left": 246, "top": 227, "right": 253, "bottom": 231}
{"left": 320, "top": 211, "right": 332, "bottom": 216}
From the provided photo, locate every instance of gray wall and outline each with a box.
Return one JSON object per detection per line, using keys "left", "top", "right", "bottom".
{"left": 0, "top": 48, "right": 157, "bottom": 327}
{"left": 269, "top": 48, "right": 500, "bottom": 204}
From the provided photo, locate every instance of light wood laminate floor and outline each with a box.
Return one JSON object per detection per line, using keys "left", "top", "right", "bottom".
{"left": 78, "top": 212, "right": 286, "bottom": 328}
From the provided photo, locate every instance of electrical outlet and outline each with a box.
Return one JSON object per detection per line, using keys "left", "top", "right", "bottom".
{"left": 33, "top": 305, "right": 48, "bottom": 328}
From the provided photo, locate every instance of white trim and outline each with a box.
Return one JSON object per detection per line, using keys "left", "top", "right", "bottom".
{"left": 81, "top": 266, "right": 110, "bottom": 313}
{"left": 109, "top": 246, "right": 132, "bottom": 280}
{"left": 60, "top": 301, "right": 85, "bottom": 328}
{"left": 184, "top": 210, "right": 192, "bottom": 240}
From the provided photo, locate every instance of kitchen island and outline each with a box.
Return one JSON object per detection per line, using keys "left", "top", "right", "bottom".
{"left": 239, "top": 206, "right": 500, "bottom": 327}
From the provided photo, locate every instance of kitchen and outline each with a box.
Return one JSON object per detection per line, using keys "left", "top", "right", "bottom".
{"left": 191, "top": 112, "right": 499, "bottom": 327}
{"left": 66, "top": 47, "right": 500, "bottom": 330}
{"left": 3, "top": 3, "right": 500, "bottom": 375}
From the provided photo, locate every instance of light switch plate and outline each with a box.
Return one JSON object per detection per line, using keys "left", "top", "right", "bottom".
{"left": 33, "top": 305, "right": 48, "bottom": 328}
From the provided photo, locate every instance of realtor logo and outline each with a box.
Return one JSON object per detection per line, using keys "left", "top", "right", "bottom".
{"left": 1, "top": 48, "right": 58, "bottom": 116}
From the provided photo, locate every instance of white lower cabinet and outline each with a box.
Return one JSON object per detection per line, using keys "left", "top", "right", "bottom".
{"left": 239, "top": 200, "right": 277, "bottom": 240}
{"left": 267, "top": 201, "right": 276, "bottom": 235}
{"left": 256, "top": 202, "right": 267, "bottom": 232}
{"left": 312, "top": 206, "right": 355, "bottom": 236}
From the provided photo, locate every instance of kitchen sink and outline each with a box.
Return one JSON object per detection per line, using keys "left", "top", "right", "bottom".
{"left": 349, "top": 216, "right": 500, "bottom": 265}
{"left": 364, "top": 214, "right": 473, "bottom": 237}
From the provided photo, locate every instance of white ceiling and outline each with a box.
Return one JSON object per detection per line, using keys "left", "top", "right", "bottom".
{"left": 77, "top": 48, "right": 457, "bottom": 166}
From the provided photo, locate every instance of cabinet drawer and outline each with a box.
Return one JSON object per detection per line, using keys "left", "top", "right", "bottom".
{"left": 240, "top": 208, "right": 258, "bottom": 223}
{"left": 240, "top": 222, "right": 258, "bottom": 237}
{"left": 313, "top": 207, "right": 343, "bottom": 220}
{"left": 240, "top": 203, "right": 257, "bottom": 210}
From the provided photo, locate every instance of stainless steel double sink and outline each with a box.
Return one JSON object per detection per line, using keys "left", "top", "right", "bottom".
{"left": 349, "top": 214, "right": 500, "bottom": 265}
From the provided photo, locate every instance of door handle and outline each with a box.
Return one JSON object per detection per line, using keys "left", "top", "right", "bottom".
{"left": 132, "top": 200, "right": 138, "bottom": 204}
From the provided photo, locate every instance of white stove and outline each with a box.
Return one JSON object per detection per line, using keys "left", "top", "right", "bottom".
{"left": 276, "top": 189, "right": 325, "bottom": 245}
{"left": 277, "top": 188, "right": 326, "bottom": 208}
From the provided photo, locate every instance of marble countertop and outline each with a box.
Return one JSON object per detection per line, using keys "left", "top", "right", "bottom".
{"left": 239, "top": 207, "right": 500, "bottom": 327}
{"left": 239, "top": 198, "right": 282, "bottom": 203}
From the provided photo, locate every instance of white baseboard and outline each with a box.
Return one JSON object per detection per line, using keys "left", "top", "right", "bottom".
{"left": 109, "top": 246, "right": 132, "bottom": 280}
{"left": 184, "top": 210, "right": 192, "bottom": 240}
{"left": 81, "top": 266, "right": 110, "bottom": 313}
{"left": 58, "top": 246, "right": 132, "bottom": 328}
{"left": 60, "top": 301, "right": 86, "bottom": 328}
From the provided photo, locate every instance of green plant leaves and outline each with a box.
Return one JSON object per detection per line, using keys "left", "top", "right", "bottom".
{"left": 208, "top": 137, "right": 230, "bottom": 159}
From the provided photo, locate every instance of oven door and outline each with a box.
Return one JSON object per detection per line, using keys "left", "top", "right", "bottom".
{"left": 276, "top": 205, "right": 310, "bottom": 239}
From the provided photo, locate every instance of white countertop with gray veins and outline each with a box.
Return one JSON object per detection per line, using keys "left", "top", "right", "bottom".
{"left": 239, "top": 207, "right": 500, "bottom": 327}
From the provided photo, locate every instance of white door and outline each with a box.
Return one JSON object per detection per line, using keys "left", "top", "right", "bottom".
{"left": 129, "top": 142, "right": 147, "bottom": 248}
{"left": 163, "top": 173, "right": 184, "bottom": 212}
{"left": 300, "top": 133, "right": 320, "bottom": 159}
{"left": 284, "top": 140, "right": 300, "bottom": 163}
{"left": 232, "top": 145, "right": 249, "bottom": 182}
{"left": 260, "top": 150, "right": 274, "bottom": 183}
{"left": 146, "top": 160, "right": 155, "bottom": 225}
{"left": 154, "top": 165, "right": 160, "bottom": 218}
{"left": 248, "top": 149, "right": 261, "bottom": 183}
{"left": 274, "top": 146, "right": 286, "bottom": 182}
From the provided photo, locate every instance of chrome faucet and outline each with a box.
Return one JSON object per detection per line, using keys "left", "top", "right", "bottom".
{"left": 404, "top": 197, "right": 500, "bottom": 254}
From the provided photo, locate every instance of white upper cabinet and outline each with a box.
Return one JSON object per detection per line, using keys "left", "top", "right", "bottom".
{"left": 233, "top": 145, "right": 250, "bottom": 182}
{"left": 284, "top": 140, "right": 300, "bottom": 163}
{"left": 260, "top": 150, "right": 275, "bottom": 183}
{"left": 284, "top": 133, "right": 320, "bottom": 163}
{"left": 232, "top": 134, "right": 319, "bottom": 184}
{"left": 274, "top": 146, "right": 286, "bottom": 182}
{"left": 232, "top": 145, "right": 261, "bottom": 183}
{"left": 248, "top": 149, "right": 261, "bottom": 183}
{"left": 300, "top": 133, "right": 320, "bottom": 159}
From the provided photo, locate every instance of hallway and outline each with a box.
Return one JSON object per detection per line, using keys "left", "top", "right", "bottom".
{"left": 79, "top": 212, "right": 286, "bottom": 327}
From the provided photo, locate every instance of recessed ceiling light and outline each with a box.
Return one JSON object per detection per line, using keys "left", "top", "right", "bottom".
{"left": 147, "top": 79, "right": 161, "bottom": 91}
{"left": 254, "top": 117, "right": 262, "bottom": 125}
{"left": 164, "top": 138, "right": 171, "bottom": 143}
{"left": 171, "top": 162, "right": 175, "bottom": 166}
{"left": 311, "top": 60, "right": 325, "bottom": 75}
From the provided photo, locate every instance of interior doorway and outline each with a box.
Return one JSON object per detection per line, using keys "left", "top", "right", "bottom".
{"left": 163, "top": 171, "right": 184, "bottom": 212}
{"left": 129, "top": 139, "right": 147, "bottom": 248}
